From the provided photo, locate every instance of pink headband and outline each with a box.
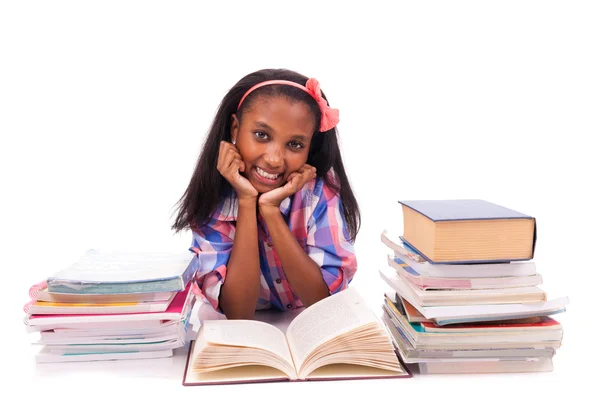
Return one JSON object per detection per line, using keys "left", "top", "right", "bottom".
{"left": 237, "top": 78, "right": 340, "bottom": 132}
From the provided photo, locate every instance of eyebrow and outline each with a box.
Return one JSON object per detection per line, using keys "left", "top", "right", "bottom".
{"left": 253, "top": 121, "right": 311, "bottom": 143}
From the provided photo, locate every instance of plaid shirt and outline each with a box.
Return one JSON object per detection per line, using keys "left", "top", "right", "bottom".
{"left": 189, "top": 174, "right": 357, "bottom": 313}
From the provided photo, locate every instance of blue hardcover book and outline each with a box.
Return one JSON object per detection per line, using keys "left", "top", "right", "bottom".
{"left": 398, "top": 199, "right": 536, "bottom": 264}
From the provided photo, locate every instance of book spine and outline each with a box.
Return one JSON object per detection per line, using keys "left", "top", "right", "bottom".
{"left": 23, "top": 300, "right": 35, "bottom": 314}
{"left": 29, "top": 280, "right": 48, "bottom": 300}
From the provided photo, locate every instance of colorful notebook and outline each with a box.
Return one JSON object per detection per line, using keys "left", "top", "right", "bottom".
{"left": 28, "top": 280, "right": 175, "bottom": 303}
{"left": 46, "top": 249, "right": 197, "bottom": 294}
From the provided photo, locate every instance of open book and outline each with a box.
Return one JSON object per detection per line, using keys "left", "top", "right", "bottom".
{"left": 182, "top": 288, "right": 411, "bottom": 385}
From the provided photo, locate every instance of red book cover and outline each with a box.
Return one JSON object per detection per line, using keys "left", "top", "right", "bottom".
{"left": 421, "top": 316, "right": 560, "bottom": 333}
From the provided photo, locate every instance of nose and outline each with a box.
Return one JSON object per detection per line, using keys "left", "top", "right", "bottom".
{"left": 263, "top": 143, "right": 284, "bottom": 169}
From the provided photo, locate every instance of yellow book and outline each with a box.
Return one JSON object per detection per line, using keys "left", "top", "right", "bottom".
{"left": 24, "top": 299, "right": 172, "bottom": 314}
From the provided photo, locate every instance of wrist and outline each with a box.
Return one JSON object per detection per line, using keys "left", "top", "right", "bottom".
{"left": 257, "top": 195, "right": 283, "bottom": 210}
{"left": 259, "top": 203, "right": 281, "bottom": 219}
{"left": 238, "top": 197, "right": 257, "bottom": 209}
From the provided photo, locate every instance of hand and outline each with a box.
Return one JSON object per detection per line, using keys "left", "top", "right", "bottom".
{"left": 258, "top": 164, "right": 317, "bottom": 212}
{"left": 217, "top": 141, "right": 258, "bottom": 201}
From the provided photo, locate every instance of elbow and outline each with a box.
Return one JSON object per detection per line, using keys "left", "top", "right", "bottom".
{"left": 223, "top": 307, "right": 255, "bottom": 320}
{"left": 218, "top": 274, "right": 260, "bottom": 319}
{"left": 219, "top": 289, "right": 256, "bottom": 320}
{"left": 303, "top": 283, "right": 331, "bottom": 307}
{"left": 305, "top": 293, "right": 330, "bottom": 308}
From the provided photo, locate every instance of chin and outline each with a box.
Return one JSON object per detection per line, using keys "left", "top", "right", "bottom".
{"left": 253, "top": 182, "right": 283, "bottom": 194}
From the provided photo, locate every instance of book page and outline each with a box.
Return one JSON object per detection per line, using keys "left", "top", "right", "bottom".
{"left": 253, "top": 307, "right": 304, "bottom": 333}
{"left": 285, "top": 288, "right": 377, "bottom": 367}
{"left": 184, "top": 364, "right": 289, "bottom": 385}
{"left": 184, "top": 341, "right": 289, "bottom": 385}
{"left": 201, "top": 320, "right": 294, "bottom": 367}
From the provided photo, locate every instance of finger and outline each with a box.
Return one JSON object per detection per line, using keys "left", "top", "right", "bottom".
{"left": 217, "top": 141, "right": 227, "bottom": 170}
{"left": 302, "top": 163, "right": 316, "bottom": 172}
{"left": 224, "top": 154, "right": 243, "bottom": 177}
{"left": 218, "top": 149, "right": 232, "bottom": 173}
{"left": 219, "top": 140, "right": 239, "bottom": 155}
{"left": 226, "top": 142, "right": 240, "bottom": 154}
{"left": 225, "top": 159, "right": 239, "bottom": 178}
{"left": 219, "top": 148, "right": 242, "bottom": 176}
{"left": 286, "top": 172, "right": 300, "bottom": 182}
{"left": 293, "top": 169, "right": 315, "bottom": 190}
{"left": 296, "top": 164, "right": 309, "bottom": 173}
{"left": 301, "top": 166, "right": 316, "bottom": 179}
{"left": 301, "top": 165, "right": 316, "bottom": 181}
{"left": 218, "top": 142, "right": 240, "bottom": 170}
{"left": 288, "top": 172, "right": 306, "bottom": 191}
{"left": 284, "top": 174, "right": 302, "bottom": 196}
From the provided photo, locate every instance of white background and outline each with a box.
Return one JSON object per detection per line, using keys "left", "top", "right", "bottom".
{"left": 1, "top": 1, "right": 598, "bottom": 399}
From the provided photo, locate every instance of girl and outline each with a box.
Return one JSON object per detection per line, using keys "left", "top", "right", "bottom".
{"left": 172, "top": 68, "right": 360, "bottom": 319}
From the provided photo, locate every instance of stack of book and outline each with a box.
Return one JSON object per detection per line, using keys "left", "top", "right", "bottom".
{"left": 24, "top": 249, "right": 197, "bottom": 363}
{"left": 379, "top": 199, "right": 569, "bottom": 374}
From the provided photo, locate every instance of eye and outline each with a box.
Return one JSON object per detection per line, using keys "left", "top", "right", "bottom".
{"left": 288, "top": 141, "right": 305, "bottom": 150}
{"left": 254, "top": 131, "right": 268, "bottom": 140}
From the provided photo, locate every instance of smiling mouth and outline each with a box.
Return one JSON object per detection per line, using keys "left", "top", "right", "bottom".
{"left": 253, "top": 166, "right": 283, "bottom": 184}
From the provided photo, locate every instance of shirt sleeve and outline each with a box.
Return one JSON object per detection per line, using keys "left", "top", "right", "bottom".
{"left": 190, "top": 218, "right": 235, "bottom": 312}
{"left": 305, "top": 183, "right": 358, "bottom": 295}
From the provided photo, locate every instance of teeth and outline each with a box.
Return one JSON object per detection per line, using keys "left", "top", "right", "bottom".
{"left": 256, "top": 167, "right": 279, "bottom": 180}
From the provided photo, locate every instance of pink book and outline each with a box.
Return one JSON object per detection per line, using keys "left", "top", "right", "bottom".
{"left": 25, "top": 283, "right": 194, "bottom": 327}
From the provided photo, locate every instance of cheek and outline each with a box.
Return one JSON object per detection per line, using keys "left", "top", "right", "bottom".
{"left": 285, "top": 152, "right": 309, "bottom": 172}
{"left": 238, "top": 139, "right": 262, "bottom": 161}
{"left": 236, "top": 146, "right": 253, "bottom": 165}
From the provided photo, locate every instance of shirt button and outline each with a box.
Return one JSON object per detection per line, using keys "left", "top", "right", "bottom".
{"left": 275, "top": 278, "right": 282, "bottom": 284}
{"left": 287, "top": 304, "right": 292, "bottom": 309}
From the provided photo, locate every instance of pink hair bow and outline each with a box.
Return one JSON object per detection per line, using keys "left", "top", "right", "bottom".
{"left": 305, "top": 78, "right": 340, "bottom": 132}
{"left": 237, "top": 77, "right": 340, "bottom": 132}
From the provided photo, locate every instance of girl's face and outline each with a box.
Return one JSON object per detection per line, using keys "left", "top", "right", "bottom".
{"left": 230, "top": 95, "right": 316, "bottom": 193}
